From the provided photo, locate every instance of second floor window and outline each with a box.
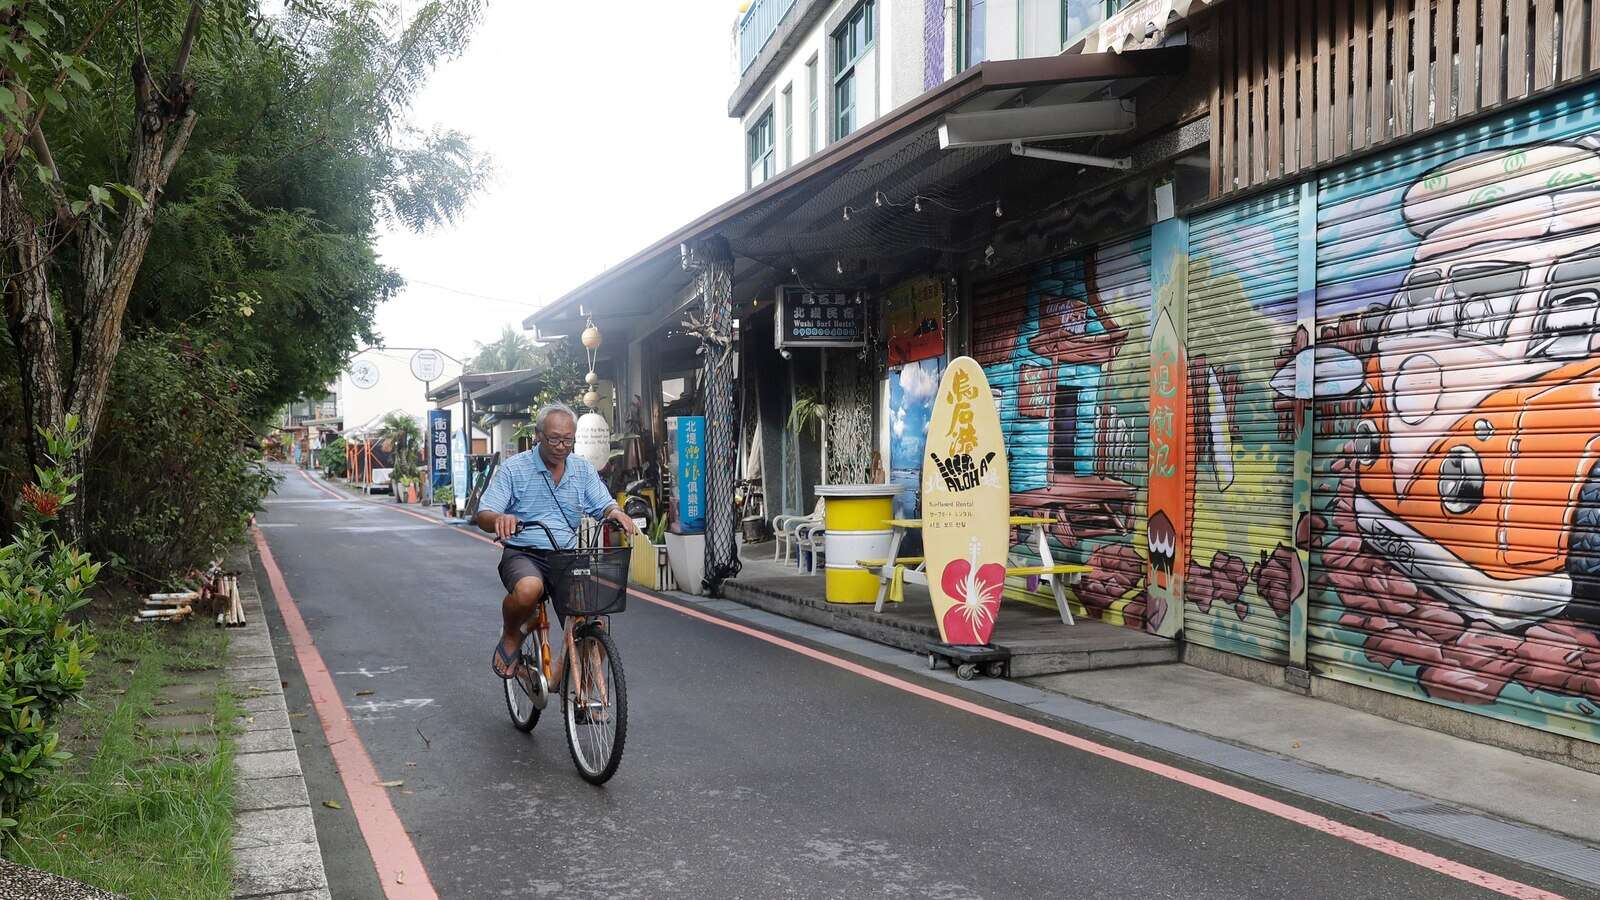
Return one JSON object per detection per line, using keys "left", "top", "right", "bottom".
{"left": 807, "top": 56, "right": 820, "bottom": 154}
{"left": 832, "top": 0, "right": 874, "bottom": 141}
{"left": 963, "top": 0, "right": 986, "bottom": 70}
{"left": 782, "top": 85, "right": 794, "bottom": 168}
{"left": 1063, "top": 0, "right": 1127, "bottom": 47}
{"left": 748, "top": 109, "right": 775, "bottom": 188}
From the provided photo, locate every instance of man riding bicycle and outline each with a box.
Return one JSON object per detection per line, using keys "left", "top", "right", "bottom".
{"left": 476, "top": 403, "right": 639, "bottom": 679}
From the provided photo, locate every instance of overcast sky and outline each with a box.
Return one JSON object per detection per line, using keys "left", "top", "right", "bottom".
{"left": 369, "top": 1, "right": 746, "bottom": 363}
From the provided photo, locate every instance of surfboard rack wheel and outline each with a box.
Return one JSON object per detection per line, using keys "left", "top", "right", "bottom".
{"left": 925, "top": 641, "right": 1011, "bottom": 680}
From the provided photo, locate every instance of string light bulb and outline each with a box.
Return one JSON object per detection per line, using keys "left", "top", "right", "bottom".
{"left": 995, "top": 200, "right": 1004, "bottom": 218}
{"left": 843, "top": 206, "right": 851, "bottom": 221}
{"left": 836, "top": 259, "right": 844, "bottom": 275}
{"left": 873, "top": 191, "right": 883, "bottom": 207}
{"left": 913, "top": 196, "right": 922, "bottom": 213}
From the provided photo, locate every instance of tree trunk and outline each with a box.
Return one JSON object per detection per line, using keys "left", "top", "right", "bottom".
{"left": 1, "top": 178, "right": 64, "bottom": 474}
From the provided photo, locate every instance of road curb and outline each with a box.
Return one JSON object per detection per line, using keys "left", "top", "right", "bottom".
{"left": 228, "top": 542, "right": 332, "bottom": 900}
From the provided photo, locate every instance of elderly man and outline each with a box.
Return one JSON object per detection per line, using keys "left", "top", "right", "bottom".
{"left": 476, "top": 403, "right": 638, "bottom": 678}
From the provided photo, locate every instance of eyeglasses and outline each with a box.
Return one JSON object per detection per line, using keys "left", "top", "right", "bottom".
{"left": 543, "top": 436, "right": 576, "bottom": 448}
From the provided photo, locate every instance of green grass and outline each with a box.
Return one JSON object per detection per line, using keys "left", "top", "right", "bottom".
{"left": 6, "top": 621, "right": 238, "bottom": 900}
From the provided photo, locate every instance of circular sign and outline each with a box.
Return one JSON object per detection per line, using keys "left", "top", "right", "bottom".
{"left": 410, "top": 349, "right": 445, "bottom": 382}
{"left": 349, "top": 359, "right": 380, "bottom": 389}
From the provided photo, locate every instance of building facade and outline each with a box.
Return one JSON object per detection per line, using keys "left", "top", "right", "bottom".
{"left": 537, "top": 0, "right": 1600, "bottom": 764}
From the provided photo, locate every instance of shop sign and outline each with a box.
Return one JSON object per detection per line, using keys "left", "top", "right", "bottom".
{"left": 668, "top": 416, "right": 707, "bottom": 534}
{"left": 428, "top": 410, "right": 452, "bottom": 491}
{"left": 775, "top": 286, "right": 865, "bottom": 349}
{"left": 921, "top": 357, "right": 1009, "bottom": 646}
{"left": 451, "top": 429, "right": 468, "bottom": 500}
{"left": 885, "top": 276, "right": 944, "bottom": 365}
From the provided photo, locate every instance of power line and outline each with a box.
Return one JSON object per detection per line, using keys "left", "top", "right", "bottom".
{"left": 402, "top": 278, "right": 546, "bottom": 309}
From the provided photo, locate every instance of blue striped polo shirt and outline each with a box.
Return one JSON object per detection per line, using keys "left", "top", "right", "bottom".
{"left": 478, "top": 448, "right": 616, "bottom": 550}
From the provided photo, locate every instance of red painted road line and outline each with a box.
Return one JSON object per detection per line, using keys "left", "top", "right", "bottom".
{"left": 627, "top": 590, "right": 1566, "bottom": 900}
{"left": 252, "top": 527, "right": 440, "bottom": 900}
{"left": 286, "top": 466, "right": 1567, "bottom": 899}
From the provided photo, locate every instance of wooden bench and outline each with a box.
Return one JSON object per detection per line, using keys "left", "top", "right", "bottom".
{"left": 858, "top": 557, "right": 1091, "bottom": 626}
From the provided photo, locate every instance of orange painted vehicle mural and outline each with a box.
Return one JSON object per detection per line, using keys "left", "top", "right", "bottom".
{"left": 1310, "top": 95, "right": 1600, "bottom": 739}
{"left": 1350, "top": 143, "right": 1600, "bottom": 629}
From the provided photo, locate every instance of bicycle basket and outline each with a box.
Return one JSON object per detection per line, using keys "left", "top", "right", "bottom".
{"left": 545, "top": 545, "right": 631, "bottom": 617}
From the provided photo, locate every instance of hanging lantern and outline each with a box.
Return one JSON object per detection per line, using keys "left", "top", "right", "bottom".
{"left": 583, "top": 389, "right": 601, "bottom": 408}
{"left": 581, "top": 323, "right": 602, "bottom": 350}
{"left": 585, "top": 371, "right": 599, "bottom": 385}
{"left": 575, "top": 411, "right": 610, "bottom": 470}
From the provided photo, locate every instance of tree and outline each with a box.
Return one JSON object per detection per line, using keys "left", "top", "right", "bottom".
{"left": 0, "top": 0, "right": 489, "bottom": 534}
{"left": 468, "top": 324, "right": 539, "bottom": 374}
{"left": 377, "top": 410, "right": 420, "bottom": 479}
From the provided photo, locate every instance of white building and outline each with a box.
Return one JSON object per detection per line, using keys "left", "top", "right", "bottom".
{"left": 732, "top": 0, "right": 1143, "bottom": 189}
{"left": 337, "top": 347, "right": 463, "bottom": 439}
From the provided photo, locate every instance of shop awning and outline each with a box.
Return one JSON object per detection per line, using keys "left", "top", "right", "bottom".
{"left": 469, "top": 368, "right": 549, "bottom": 409}
{"left": 525, "top": 47, "right": 1189, "bottom": 337}
{"left": 426, "top": 370, "right": 527, "bottom": 404}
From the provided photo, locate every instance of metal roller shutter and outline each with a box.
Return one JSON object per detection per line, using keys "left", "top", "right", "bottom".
{"left": 972, "top": 235, "right": 1155, "bottom": 629}
{"left": 1310, "top": 85, "right": 1600, "bottom": 741}
{"left": 1183, "top": 189, "right": 1301, "bottom": 661}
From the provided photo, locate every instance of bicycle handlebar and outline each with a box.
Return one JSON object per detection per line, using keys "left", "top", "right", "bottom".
{"left": 499, "top": 518, "right": 630, "bottom": 548}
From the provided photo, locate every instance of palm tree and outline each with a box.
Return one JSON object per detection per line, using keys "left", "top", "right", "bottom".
{"left": 468, "top": 324, "right": 539, "bottom": 373}
{"left": 377, "top": 412, "right": 422, "bottom": 481}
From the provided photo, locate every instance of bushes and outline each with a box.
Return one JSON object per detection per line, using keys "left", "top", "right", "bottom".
{"left": 84, "top": 329, "right": 278, "bottom": 585}
{"left": 320, "top": 436, "right": 349, "bottom": 478}
{"left": 0, "top": 425, "right": 98, "bottom": 834}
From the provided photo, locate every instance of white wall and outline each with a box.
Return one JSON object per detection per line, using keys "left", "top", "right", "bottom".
{"left": 738, "top": 0, "right": 930, "bottom": 183}
{"left": 338, "top": 347, "right": 463, "bottom": 438}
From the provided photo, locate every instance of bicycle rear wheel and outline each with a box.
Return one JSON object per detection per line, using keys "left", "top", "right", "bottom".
{"left": 562, "top": 623, "right": 627, "bottom": 784}
{"left": 503, "top": 631, "right": 545, "bottom": 732}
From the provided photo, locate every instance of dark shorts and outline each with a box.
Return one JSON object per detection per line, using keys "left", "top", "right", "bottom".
{"left": 498, "top": 546, "right": 552, "bottom": 594}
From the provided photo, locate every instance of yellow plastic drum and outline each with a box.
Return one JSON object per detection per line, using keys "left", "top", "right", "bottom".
{"left": 815, "top": 484, "right": 902, "bottom": 604}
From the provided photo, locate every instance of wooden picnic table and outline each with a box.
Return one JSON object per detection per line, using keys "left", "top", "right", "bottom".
{"left": 858, "top": 515, "right": 1089, "bottom": 624}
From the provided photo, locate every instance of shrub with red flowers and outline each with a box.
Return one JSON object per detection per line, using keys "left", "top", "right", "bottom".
{"left": 0, "top": 422, "right": 98, "bottom": 835}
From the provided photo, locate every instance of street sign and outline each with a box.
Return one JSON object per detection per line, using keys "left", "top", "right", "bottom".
{"left": 921, "top": 357, "right": 1009, "bottom": 646}
{"left": 428, "top": 410, "right": 451, "bottom": 492}
{"left": 667, "top": 416, "right": 706, "bottom": 534}
{"left": 775, "top": 286, "right": 865, "bottom": 349}
{"left": 349, "top": 359, "right": 380, "bottom": 389}
{"left": 410, "top": 349, "right": 445, "bottom": 382}
{"left": 451, "top": 429, "right": 468, "bottom": 500}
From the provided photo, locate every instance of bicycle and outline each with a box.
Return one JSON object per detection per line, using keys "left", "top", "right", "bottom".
{"left": 498, "top": 520, "right": 629, "bottom": 785}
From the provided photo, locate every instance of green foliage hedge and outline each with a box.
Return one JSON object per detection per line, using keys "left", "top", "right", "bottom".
{"left": 84, "top": 330, "right": 277, "bottom": 585}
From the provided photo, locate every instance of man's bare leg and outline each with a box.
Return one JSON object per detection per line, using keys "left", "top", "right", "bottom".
{"left": 494, "top": 576, "right": 544, "bottom": 677}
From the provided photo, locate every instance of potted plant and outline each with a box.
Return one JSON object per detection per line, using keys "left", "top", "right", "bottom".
{"left": 433, "top": 485, "right": 455, "bottom": 515}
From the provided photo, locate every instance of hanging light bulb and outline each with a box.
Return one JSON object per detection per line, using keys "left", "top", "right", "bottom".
{"left": 873, "top": 191, "right": 883, "bottom": 207}
{"left": 913, "top": 196, "right": 922, "bottom": 213}
{"left": 843, "top": 206, "right": 851, "bottom": 221}
{"left": 995, "top": 200, "right": 1004, "bottom": 218}
{"left": 836, "top": 259, "right": 844, "bottom": 275}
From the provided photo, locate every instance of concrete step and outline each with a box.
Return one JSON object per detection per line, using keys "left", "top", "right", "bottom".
{"left": 721, "top": 576, "right": 1178, "bottom": 677}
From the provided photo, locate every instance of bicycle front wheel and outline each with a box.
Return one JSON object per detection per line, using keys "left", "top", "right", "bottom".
{"left": 504, "top": 631, "right": 544, "bottom": 733}
{"left": 562, "top": 623, "right": 627, "bottom": 784}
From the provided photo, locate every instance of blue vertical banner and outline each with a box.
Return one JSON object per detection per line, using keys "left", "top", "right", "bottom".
{"left": 669, "top": 416, "right": 707, "bottom": 534}
{"left": 450, "top": 429, "right": 468, "bottom": 500}
{"left": 428, "top": 410, "right": 451, "bottom": 492}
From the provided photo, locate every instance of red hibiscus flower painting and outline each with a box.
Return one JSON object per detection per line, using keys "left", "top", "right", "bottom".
{"left": 940, "top": 557, "right": 1005, "bottom": 645}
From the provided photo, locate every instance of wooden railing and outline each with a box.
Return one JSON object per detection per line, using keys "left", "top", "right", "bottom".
{"left": 1209, "top": 0, "right": 1600, "bottom": 197}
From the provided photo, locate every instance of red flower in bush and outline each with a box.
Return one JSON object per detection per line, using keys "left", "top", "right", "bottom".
{"left": 22, "top": 483, "right": 61, "bottom": 519}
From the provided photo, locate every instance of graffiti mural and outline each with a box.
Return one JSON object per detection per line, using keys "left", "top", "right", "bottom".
{"left": 889, "top": 357, "right": 942, "bottom": 519}
{"left": 1181, "top": 190, "right": 1303, "bottom": 661}
{"left": 973, "top": 236, "right": 1154, "bottom": 631}
{"left": 1310, "top": 88, "right": 1600, "bottom": 740}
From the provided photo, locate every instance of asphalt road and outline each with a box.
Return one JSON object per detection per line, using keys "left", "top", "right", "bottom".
{"left": 255, "top": 465, "right": 1587, "bottom": 899}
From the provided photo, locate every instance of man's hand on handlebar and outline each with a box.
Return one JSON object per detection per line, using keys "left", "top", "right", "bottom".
{"left": 605, "top": 506, "right": 641, "bottom": 536}
{"left": 492, "top": 513, "right": 519, "bottom": 541}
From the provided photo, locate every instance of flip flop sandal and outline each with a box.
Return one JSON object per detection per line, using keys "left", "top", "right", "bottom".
{"left": 491, "top": 641, "right": 523, "bottom": 680}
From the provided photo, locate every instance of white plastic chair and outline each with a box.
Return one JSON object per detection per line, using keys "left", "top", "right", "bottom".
{"left": 772, "top": 498, "right": 824, "bottom": 566}
{"left": 796, "top": 520, "right": 827, "bottom": 574}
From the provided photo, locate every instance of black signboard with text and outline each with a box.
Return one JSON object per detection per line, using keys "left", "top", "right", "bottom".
{"left": 775, "top": 286, "right": 866, "bottom": 349}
